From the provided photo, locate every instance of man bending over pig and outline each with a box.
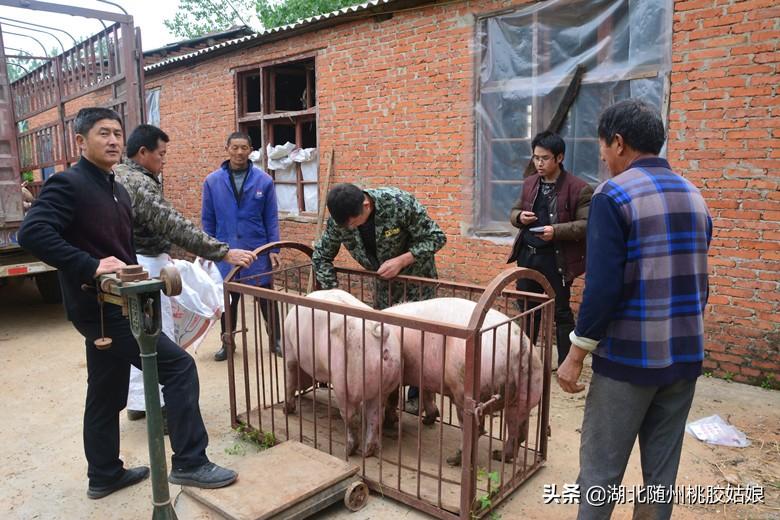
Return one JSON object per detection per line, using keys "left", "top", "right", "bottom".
{"left": 312, "top": 183, "right": 447, "bottom": 413}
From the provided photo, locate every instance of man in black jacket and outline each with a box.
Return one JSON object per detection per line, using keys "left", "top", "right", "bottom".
{"left": 18, "top": 107, "right": 237, "bottom": 499}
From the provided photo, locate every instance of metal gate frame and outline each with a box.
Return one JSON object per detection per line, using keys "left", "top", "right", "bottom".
{"left": 224, "top": 240, "right": 555, "bottom": 519}
{"left": 0, "top": 0, "right": 144, "bottom": 177}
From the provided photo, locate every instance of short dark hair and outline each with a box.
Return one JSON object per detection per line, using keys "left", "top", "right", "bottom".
{"left": 126, "top": 124, "right": 169, "bottom": 157}
{"left": 327, "top": 183, "right": 365, "bottom": 226}
{"left": 531, "top": 131, "right": 565, "bottom": 157}
{"left": 74, "top": 107, "right": 122, "bottom": 136}
{"left": 226, "top": 131, "right": 252, "bottom": 147}
{"left": 598, "top": 99, "right": 666, "bottom": 155}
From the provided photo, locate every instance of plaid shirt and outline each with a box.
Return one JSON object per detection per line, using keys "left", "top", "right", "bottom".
{"left": 575, "top": 157, "right": 712, "bottom": 384}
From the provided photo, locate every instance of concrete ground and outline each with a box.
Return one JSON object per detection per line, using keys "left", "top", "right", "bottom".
{"left": 1, "top": 276, "right": 778, "bottom": 520}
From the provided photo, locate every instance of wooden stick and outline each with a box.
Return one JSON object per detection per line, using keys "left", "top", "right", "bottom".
{"left": 307, "top": 148, "right": 335, "bottom": 293}
{"left": 523, "top": 64, "right": 586, "bottom": 178}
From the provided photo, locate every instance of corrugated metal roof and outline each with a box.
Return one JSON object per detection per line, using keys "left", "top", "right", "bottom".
{"left": 144, "top": 0, "right": 412, "bottom": 73}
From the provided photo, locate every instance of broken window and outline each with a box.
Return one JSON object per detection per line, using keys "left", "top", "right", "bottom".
{"left": 236, "top": 57, "right": 317, "bottom": 215}
{"left": 475, "top": 0, "right": 672, "bottom": 232}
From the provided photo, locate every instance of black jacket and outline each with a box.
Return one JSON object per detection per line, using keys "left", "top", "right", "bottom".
{"left": 18, "top": 157, "right": 136, "bottom": 322}
{"left": 507, "top": 170, "right": 593, "bottom": 282}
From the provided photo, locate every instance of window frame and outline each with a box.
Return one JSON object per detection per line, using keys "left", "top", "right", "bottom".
{"left": 234, "top": 52, "right": 319, "bottom": 216}
{"left": 473, "top": 1, "right": 671, "bottom": 235}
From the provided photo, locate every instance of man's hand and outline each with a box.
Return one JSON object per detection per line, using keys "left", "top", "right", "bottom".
{"left": 557, "top": 347, "right": 588, "bottom": 394}
{"left": 519, "top": 211, "right": 538, "bottom": 226}
{"left": 539, "top": 225, "right": 555, "bottom": 242}
{"left": 270, "top": 252, "right": 281, "bottom": 269}
{"left": 223, "top": 248, "right": 256, "bottom": 268}
{"left": 377, "top": 252, "right": 414, "bottom": 280}
{"left": 94, "top": 256, "right": 126, "bottom": 277}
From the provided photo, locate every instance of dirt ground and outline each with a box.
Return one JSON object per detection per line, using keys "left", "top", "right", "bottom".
{"left": 1, "top": 277, "right": 778, "bottom": 520}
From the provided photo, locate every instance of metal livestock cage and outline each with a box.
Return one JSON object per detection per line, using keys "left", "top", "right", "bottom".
{"left": 223, "top": 241, "right": 554, "bottom": 519}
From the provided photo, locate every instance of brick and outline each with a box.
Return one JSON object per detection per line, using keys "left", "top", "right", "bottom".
{"left": 701, "top": 13, "right": 745, "bottom": 28}
{"left": 677, "top": 0, "right": 716, "bottom": 11}
{"left": 114, "top": 0, "right": 780, "bottom": 390}
{"left": 754, "top": 52, "right": 780, "bottom": 64}
{"left": 730, "top": 20, "right": 774, "bottom": 33}
{"left": 739, "top": 367, "right": 762, "bottom": 378}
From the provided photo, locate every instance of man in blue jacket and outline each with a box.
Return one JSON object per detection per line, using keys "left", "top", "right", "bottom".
{"left": 202, "top": 132, "right": 281, "bottom": 361}
{"left": 557, "top": 99, "right": 712, "bottom": 520}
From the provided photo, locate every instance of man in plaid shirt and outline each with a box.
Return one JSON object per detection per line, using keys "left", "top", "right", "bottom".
{"left": 557, "top": 99, "right": 712, "bottom": 520}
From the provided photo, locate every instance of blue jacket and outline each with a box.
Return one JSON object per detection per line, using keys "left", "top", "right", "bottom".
{"left": 202, "top": 160, "right": 280, "bottom": 286}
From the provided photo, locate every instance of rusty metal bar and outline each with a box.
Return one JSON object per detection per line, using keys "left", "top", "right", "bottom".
{"left": 460, "top": 338, "right": 478, "bottom": 518}
{"left": 539, "top": 301, "right": 554, "bottom": 459}
{"left": 311, "top": 304, "right": 317, "bottom": 450}
{"left": 294, "top": 303, "right": 302, "bottom": 443}
{"left": 396, "top": 326, "right": 404, "bottom": 492}
{"left": 499, "top": 323, "right": 511, "bottom": 486}
{"left": 378, "top": 321, "right": 384, "bottom": 486}
{"left": 416, "top": 330, "right": 425, "bottom": 499}
{"left": 437, "top": 333, "right": 447, "bottom": 508}
{"left": 226, "top": 288, "right": 238, "bottom": 429}
{"left": 77, "top": 39, "right": 87, "bottom": 91}
{"left": 342, "top": 312, "right": 348, "bottom": 460}
{"left": 0, "top": 16, "right": 75, "bottom": 47}
{"left": 2, "top": 29, "right": 48, "bottom": 55}
{"left": 0, "top": 0, "right": 132, "bottom": 24}
{"left": 119, "top": 20, "right": 140, "bottom": 130}
{"left": 509, "top": 322, "right": 520, "bottom": 482}
{"left": 228, "top": 282, "right": 471, "bottom": 339}
{"left": 222, "top": 243, "right": 554, "bottom": 520}
{"left": 327, "top": 309, "right": 333, "bottom": 455}
{"left": 2, "top": 53, "right": 52, "bottom": 60}
{"left": 361, "top": 317, "right": 366, "bottom": 475}
{"left": 240, "top": 295, "right": 252, "bottom": 431}
{"left": 253, "top": 297, "right": 263, "bottom": 433}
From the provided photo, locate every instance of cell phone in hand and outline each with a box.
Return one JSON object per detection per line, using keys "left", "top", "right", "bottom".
{"left": 529, "top": 226, "right": 545, "bottom": 234}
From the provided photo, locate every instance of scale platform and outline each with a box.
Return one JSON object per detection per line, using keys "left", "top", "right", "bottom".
{"left": 174, "top": 441, "right": 368, "bottom": 519}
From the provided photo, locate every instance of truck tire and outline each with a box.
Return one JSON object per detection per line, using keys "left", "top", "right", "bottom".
{"left": 35, "top": 271, "right": 62, "bottom": 304}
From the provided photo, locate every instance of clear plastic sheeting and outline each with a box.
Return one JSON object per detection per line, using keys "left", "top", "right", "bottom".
{"left": 475, "top": 0, "right": 672, "bottom": 230}
{"left": 686, "top": 415, "right": 751, "bottom": 448}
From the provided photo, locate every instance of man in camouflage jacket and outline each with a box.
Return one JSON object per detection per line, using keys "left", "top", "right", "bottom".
{"left": 312, "top": 183, "right": 446, "bottom": 310}
{"left": 115, "top": 124, "right": 255, "bottom": 419}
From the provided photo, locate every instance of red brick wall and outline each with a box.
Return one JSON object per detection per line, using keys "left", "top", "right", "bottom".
{"left": 670, "top": 0, "right": 779, "bottom": 386}
{"left": 147, "top": 0, "right": 779, "bottom": 387}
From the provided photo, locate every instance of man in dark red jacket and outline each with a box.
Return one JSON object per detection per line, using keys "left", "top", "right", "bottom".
{"left": 507, "top": 131, "right": 593, "bottom": 366}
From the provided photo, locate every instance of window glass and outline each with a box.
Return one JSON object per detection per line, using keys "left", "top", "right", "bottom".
{"left": 475, "top": 0, "right": 671, "bottom": 230}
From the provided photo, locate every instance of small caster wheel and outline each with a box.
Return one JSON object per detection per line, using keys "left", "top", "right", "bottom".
{"left": 344, "top": 480, "right": 369, "bottom": 512}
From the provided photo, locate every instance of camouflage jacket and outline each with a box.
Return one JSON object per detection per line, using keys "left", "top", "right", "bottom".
{"left": 312, "top": 187, "right": 446, "bottom": 309}
{"left": 114, "top": 159, "right": 228, "bottom": 261}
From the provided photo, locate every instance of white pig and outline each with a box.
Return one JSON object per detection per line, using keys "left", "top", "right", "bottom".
{"left": 383, "top": 297, "right": 544, "bottom": 465}
{"left": 283, "top": 289, "right": 402, "bottom": 457}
